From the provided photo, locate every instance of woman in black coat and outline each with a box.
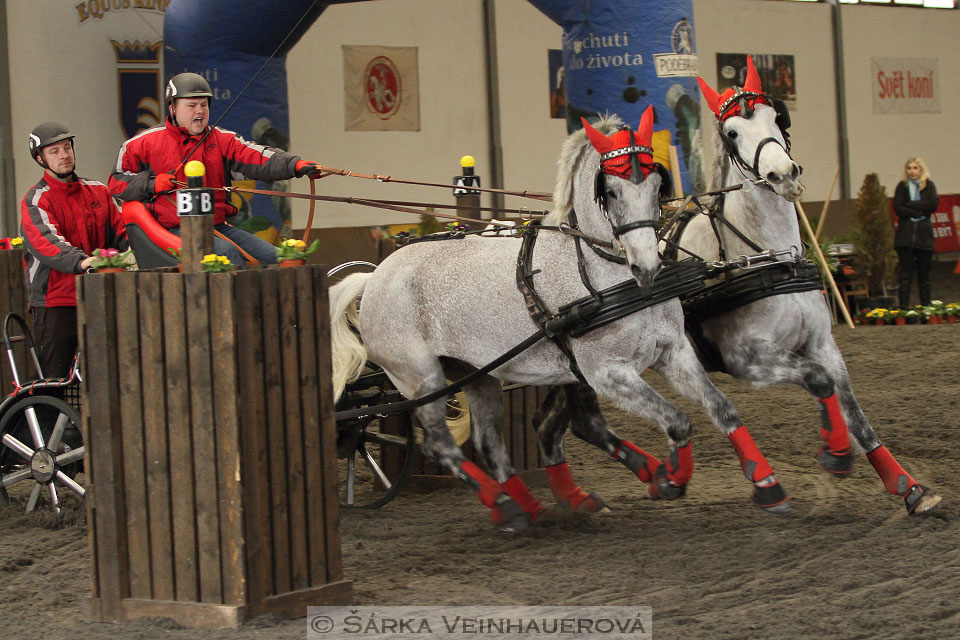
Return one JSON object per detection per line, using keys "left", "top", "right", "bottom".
{"left": 893, "top": 157, "right": 938, "bottom": 308}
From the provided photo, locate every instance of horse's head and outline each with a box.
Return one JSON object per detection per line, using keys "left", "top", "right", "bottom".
{"left": 698, "top": 56, "right": 803, "bottom": 201}
{"left": 577, "top": 106, "right": 666, "bottom": 286}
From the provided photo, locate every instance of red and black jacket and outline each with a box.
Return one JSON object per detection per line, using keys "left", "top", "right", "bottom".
{"left": 108, "top": 118, "right": 301, "bottom": 228}
{"left": 20, "top": 174, "right": 128, "bottom": 308}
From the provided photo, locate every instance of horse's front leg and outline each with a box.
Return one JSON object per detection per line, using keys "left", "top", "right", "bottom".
{"left": 818, "top": 352, "right": 942, "bottom": 515}
{"left": 723, "top": 336, "right": 855, "bottom": 477}
{"left": 655, "top": 339, "right": 789, "bottom": 512}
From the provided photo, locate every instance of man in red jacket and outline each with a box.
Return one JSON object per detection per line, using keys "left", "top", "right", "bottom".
{"left": 20, "top": 122, "right": 129, "bottom": 377}
{"left": 108, "top": 72, "right": 321, "bottom": 266}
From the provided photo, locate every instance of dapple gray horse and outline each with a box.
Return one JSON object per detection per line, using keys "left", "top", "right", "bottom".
{"left": 535, "top": 57, "right": 939, "bottom": 515}
{"left": 329, "top": 107, "right": 776, "bottom": 530}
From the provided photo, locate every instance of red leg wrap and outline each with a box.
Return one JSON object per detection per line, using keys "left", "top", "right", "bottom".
{"left": 544, "top": 463, "right": 598, "bottom": 511}
{"left": 728, "top": 425, "right": 774, "bottom": 482}
{"left": 667, "top": 443, "right": 694, "bottom": 486}
{"left": 458, "top": 461, "right": 502, "bottom": 509}
{"left": 502, "top": 475, "right": 547, "bottom": 521}
{"left": 613, "top": 440, "right": 661, "bottom": 484}
{"left": 867, "top": 446, "right": 915, "bottom": 496}
{"left": 818, "top": 394, "right": 851, "bottom": 453}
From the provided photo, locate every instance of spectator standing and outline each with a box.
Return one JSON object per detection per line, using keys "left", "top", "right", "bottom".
{"left": 892, "top": 157, "right": 938, "bottom": 308}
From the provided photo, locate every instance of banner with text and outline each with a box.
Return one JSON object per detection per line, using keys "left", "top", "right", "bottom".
{"left": 871, "top": 57, "right": 939, "bottom": 114}
{"left": 344, "top": 45, "right": 420, "bottom": 131}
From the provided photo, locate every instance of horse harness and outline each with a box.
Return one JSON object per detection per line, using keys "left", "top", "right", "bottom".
{"left": 516, "top": 215, "right": 706, "bottom": 385}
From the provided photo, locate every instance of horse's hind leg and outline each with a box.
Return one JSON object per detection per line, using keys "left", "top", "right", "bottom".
{"left": 455, "top": 370, "right": 548, "bottom": 523}
{"left": 533, "top": 384, "right": 661, "bottom": 511}
{"left": 655, "top": 341, "right": 788, "bottom": 512}
{"left": 387, "top": 362, "right": 528, "bottom": 530}
{"left": 588, "top": 363, "right": 709, "bottom": 501}
{"left": 817, "top": 350, "right": 941, "bottom": 514}
{"left": 726, "top": 338, "right": 855, "bottom": 477}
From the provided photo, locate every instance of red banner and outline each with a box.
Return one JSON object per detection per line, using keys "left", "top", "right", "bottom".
{"left": 890, "top": 194, "right": 960, "bottom": 253}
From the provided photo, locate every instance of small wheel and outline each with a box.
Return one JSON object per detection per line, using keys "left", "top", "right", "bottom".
{"left": 0, "top": 395, "right": 84, "bottom": 514}
{"left": 337, "top": 412, "right": 416, "bottom": 509}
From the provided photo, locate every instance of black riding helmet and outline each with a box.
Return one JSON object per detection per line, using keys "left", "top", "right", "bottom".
{"left": 165, "top": 73, "right": 213, "bottom": 127}
{"left": 28, "top": 122, "right": 76, "bottom": 178}
{"left": 165, "top": 72, "right": 213, "bottom": 104}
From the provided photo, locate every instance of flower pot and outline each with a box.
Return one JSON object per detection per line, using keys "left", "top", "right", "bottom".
{"left": 894, "top": 317, "right": 906, "bottom": 326}
{"left": 874, "top": 319, "right": 885, "bottom": 326}
{"left": 279, "top": 258, "right": 306, "bottom": 267}
{"left": 946, "top": 315, "right": 957, "bottom": 323}
{"left": 928, "top": 316, "right": 941, "bottom": 325}
{"left": 97, "top": 267, "right": 127, "bottom": 273}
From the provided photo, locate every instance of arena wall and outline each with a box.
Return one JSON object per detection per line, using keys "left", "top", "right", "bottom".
{"left": 2, "top": 1, "right": 956, "bottom": 235}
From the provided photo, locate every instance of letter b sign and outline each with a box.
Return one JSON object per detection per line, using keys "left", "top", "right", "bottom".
{"left": 177, "top": 188, "right": 214, "bottom": 217}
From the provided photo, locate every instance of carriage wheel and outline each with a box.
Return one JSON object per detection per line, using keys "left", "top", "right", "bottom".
{"left": 337, "top": 411, "right": 416, "bottom": 509}
{"left": 0, "top": 396, "right": 84, "bottom": 514}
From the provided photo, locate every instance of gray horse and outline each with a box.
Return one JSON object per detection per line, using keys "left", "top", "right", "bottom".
{"left": 329, "top": 107, "right": 772, "bottom": 529}
{"left": 536, "top": 57, "right": 939, "bottom": 515}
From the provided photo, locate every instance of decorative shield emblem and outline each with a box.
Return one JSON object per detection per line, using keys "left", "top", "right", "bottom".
{"left": 112, "top": 40, "right": 163, "bottom": 138}
{"left": 365, "top": 56, "right": 402, "bottom": 119}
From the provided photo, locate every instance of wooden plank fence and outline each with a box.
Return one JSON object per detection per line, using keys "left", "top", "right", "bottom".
{"left": 79, "top": 265, "right": 351, "bottom": 629}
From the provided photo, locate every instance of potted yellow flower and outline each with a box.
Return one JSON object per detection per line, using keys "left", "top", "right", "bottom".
{"left": 944, "top": 302, "right": 959, "bottom": 324}
{"left": 200, "top": 254, "right": 233, "bottom": 273}
{"left": 865, "top": 307, "right": 888, "bottom": 326}
{"left": 276, "top": 238, "right": 320, "bottom": 267}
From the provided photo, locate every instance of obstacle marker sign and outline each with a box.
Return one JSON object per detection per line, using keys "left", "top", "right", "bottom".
{"left": 177, "top": 189, "right": 213, "bottom": 216}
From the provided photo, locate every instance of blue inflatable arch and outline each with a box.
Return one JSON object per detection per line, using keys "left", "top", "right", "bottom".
{"left": 527, "top": 0, "right": 704, "bottom": 193}
{"left": 164, "top": 1, "right": 348, "bottom": 237}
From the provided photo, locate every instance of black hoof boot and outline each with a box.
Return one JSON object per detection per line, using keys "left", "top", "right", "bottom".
{"left": 752, "top": 481, "right": 789, "bottom": 513}
{"left": 815, "top": 447, "right": 855, "bottom": 477}
{"left": 491, "top": 493, "right": 530, "bottom": 532}
{"left": 650, "top": 464, "right": 687, "bottom": 500}
{"left": 903, "top": 484, "right": 942, "bottom": 515}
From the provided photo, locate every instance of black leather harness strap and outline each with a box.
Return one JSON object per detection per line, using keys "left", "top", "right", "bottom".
{"left": 516, "top": 221, "right": 589, "bottom": 385}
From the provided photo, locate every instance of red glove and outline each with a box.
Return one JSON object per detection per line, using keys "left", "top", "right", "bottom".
{"left": 295, "top": 160, "right": 322, "bottom": 178}
{"left": 154, "top": 173, "right": 176, "bottom": 194}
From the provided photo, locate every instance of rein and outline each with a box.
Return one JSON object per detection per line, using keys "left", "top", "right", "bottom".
{"left": 307, "top": 164, "right": 552, "bottom": 201}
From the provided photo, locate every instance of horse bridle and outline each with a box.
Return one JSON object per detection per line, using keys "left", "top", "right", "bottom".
{"left": 716, "top": 89, "right": 796, "bottom": 181}
{"left": 592, "top": 128, "right": 665, "bottom": 242}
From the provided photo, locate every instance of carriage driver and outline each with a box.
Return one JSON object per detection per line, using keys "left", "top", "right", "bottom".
{"left": 108, "top": 72, "right": 323, "bottom": 267}
{"left": 20, "top": 122, "right": 129, "bottom": 378}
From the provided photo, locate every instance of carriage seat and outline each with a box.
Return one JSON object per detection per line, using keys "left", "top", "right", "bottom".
{"left": 121, "top": 201, "right": 180, "bottom": 269}
{"left": 11, "top": 354, "right": 82, "bottom": 398}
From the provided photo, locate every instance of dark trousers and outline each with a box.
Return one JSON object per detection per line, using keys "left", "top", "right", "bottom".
{"left": 896, "top": 247, "right": 933, "bottom": 308}
{"left": 31, "top": 306, "right": 77, "bottom": 379}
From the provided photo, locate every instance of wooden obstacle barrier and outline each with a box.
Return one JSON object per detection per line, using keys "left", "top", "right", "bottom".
{"left": 78, "top": 266, "right": 351, "bottom": 629}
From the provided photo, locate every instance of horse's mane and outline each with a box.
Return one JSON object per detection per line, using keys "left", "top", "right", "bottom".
{"left": 543, "top": 114, "right": 624, "bottom": 226}
{"left": 707, "top": 119, "right": 728, "bottom": 192}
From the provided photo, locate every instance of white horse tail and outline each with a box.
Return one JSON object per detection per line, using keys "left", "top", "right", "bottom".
{"left": 329, "top": 272, "right": 372, "bottom": 402}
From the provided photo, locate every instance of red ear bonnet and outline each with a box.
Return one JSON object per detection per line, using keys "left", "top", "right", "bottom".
{"left": 698, "top": 55, "right": 769, "bottom": 122}
{"left": 581, "top": 105, "right": 656, "bottom": 182}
